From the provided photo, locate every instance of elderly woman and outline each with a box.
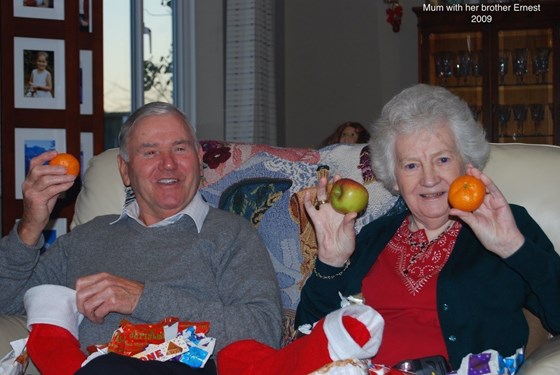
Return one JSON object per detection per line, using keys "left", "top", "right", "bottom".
{"left": 295, "top": 84, "right": 560, "bottom": 369}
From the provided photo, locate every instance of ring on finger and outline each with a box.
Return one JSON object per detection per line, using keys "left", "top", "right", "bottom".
{"left": 315, "top": 199, "right": 328, "bottom": 209}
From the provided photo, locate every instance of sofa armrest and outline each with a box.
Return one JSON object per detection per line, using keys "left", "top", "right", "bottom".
{"left": 0, "top": 315, "right": 39, "bottom": 375}
{"left": 517, "top": 336, "right": 560, "bottom": 374}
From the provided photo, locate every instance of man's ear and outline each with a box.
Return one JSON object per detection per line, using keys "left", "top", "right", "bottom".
{"left": 117, "top": 154, "right": 131, "bottom": 187}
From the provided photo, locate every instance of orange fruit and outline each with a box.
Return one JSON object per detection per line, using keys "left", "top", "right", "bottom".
{"left": 49, "top": 153, "right": 80, "bottom": 176}
{"left": 448, "top": 175, "right": 485, "bottom": 211}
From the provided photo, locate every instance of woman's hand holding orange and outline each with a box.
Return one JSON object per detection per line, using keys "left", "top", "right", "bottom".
{"left": 450, "top": 165, "right": 525, "bottom": 258}
{"left": 303, "top": 175, "right": 357, "bottom": 267}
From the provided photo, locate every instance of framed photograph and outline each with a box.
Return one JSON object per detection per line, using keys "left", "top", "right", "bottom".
{"left": 43, "top": 218, "right": 67, "bottom": 250}
{"left": 14, "top": 37, "right": 66, "bottom": 110}
{"left": 80, "top": 50, "right": 93, "bottom": 115}
{"left": 13, "top": 0, "right": 65, "bottom": 20}
{"left": 80, "top": 132, "right": 94, "bottom": 180}
{"left": 79, "top": 0, "right": 92, "bottom": 32}
{"left": 14, "top": 128, "right": 66, "bottom": 199}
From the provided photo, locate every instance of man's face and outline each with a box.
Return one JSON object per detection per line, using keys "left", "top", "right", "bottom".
{"left": 118, "top": 114, "right": 203, "bottom": 226}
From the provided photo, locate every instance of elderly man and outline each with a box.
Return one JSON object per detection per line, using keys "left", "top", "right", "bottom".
{"left": 0, "top": 102, "right": 282, "bottom": 374}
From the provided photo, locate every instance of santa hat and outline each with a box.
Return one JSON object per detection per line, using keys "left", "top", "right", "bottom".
{"left": 217, "top": 304, "right": 384, "bottom": 375}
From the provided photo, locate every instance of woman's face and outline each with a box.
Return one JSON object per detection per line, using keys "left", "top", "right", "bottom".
{"left": 393, "top": 122, "right": 464, "bottom": 229}
{"left": 339, "top": 126, "right": 360, "bottom": 144}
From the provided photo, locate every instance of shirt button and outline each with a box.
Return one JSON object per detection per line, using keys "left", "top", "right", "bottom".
{"left": 442, "top": 303, "right": 449, "bottom": 311}
{"left": 448, "top": 335, "right": 457, "bottom": 342}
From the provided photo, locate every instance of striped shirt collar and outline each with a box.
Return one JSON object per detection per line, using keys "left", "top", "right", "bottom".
{"left": 111, "top": 191, "right": 209, "bottom": 233}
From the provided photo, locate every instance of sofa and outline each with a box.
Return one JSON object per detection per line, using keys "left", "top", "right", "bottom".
{"left": 1, "top": 141, "right": 560, "bottom": 374}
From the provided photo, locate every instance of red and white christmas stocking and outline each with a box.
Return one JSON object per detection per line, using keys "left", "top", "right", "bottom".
{"left": 24, "top": 284, "right": 86, "bottom": 375}
{"left": 217, "top": 304, "right": 385, "bottom": 375}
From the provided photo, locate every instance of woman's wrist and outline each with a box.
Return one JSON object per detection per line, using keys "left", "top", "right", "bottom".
{"left": 313, "top": 258, "right": 350, "bottom": 279}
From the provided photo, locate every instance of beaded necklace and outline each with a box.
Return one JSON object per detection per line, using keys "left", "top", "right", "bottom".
{"left": 403, "top": 220, "right": 453, "bottom": 275}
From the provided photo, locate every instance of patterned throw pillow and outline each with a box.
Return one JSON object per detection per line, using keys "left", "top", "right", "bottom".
{"left": 218, "top": 178, "right": 293, "bottom": 227}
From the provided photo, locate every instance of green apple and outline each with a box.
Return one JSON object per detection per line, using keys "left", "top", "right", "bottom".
{"left": 328, "top": 178, "right": 369, "bottom": 214}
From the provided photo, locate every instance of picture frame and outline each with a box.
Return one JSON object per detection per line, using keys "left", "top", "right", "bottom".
{"left": 80, "top": 50, "right": 93, "bottom": 115}
{"left": 80, "top": 132, "right": 93, "bottom": 180}
{"left": 14, "top": 128, "right": 66, "bottom": 199}
{"left": 14, "top": 37, "right": 66, "bottom": 110}
{"left": 79, "top": 0, "right": 92, "bottom": 32}
{"left": 13, "top": 0, "right": 65, "bottom": 21}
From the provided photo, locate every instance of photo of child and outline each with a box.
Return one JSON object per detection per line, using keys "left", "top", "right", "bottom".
{"left": 25, "top": 50, "right": 54, "bottom": 98}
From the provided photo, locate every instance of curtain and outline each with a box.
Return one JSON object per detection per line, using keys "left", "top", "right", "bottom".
{"left": 225, "top": 0, "right": 277, "bottom": 145}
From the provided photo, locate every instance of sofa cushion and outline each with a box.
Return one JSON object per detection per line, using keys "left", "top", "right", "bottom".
{"left": 218, "top": 177, "right": 293, "bottom": 227}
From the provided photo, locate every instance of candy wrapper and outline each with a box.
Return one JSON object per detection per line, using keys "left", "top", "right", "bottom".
{"left": 0, "top": 338, "right": 28, "bottom": 375}
{"left": 105, "top": 317, "right": 209, "bottom": 356}
{"left": 133, "top": 325, "right": 215, "bottom": 368}
{"left": 369, "top": 363, "right": 415, "bottom": 375}
{"left": 450, "top": 348, "right": 524, "bottom": 375}
{"left": 84, "top": 318, "right": 214, "bottom": 369}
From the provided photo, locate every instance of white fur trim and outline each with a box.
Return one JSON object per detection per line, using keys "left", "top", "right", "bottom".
{"left": 324, "top": 305, "right": 384, "bottom": 361}
{"left": 24, "top": 285, "right": 84, "bottom": 340}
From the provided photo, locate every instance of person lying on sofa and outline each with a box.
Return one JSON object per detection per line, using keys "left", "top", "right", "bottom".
{"left": 0, "top": 101, "right": 282, "bottom": 374}
{"left": 295, "top": 84, "right": 560, "bottom": 370}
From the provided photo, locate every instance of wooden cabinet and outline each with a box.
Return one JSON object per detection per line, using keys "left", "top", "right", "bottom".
{"left": 413, "top": 3, "right": 560, "bottom": 145}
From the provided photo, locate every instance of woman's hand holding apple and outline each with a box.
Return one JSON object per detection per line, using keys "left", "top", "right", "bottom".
{"left": 303, "top": 175, "right": 357, "bottom": 267}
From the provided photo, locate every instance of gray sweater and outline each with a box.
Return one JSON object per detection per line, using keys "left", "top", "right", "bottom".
{"left": 0, "top": 208, "right": 282, "bottom": 353}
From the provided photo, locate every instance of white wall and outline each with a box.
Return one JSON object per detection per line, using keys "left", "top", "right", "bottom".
{"left": 283, "top": 0, "right": 419, "bottom": 148}
{"left": 193, "top": 0, "right": 420, "bottom": 147}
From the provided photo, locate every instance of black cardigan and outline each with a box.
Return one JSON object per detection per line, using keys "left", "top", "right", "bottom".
{"left": 295, "top": 205, "right": 560, "bottom": 369}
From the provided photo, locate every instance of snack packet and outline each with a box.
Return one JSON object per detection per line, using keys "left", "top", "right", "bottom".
{"left": 107, "top": 317, "right": 210, "bottom": 356}
{"left": 133, "top": 325, "right": 215, "bottom": 368}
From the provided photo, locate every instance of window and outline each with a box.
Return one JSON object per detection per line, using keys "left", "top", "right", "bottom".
{"left": 103, "top": 0, "right": 178, "bottom": 149}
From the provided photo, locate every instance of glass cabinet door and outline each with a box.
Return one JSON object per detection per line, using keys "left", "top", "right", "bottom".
{"left": 428, "top": 32, "right": 485, "bottom": 127}
{"left": 496, "top": 29, "right": 554, "bottom": 144}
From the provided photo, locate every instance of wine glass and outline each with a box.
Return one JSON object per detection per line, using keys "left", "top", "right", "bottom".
{"left": 435, "top": 51, "right": 454, "bottom": 86}
{"left": 498, "top": 50, "right": 509, "bottom": 84}
{"left": 455, "top": 50, "right": 472, "bottom": 85}
{"left": 532, "top": 47, "right": 551, "bottom": 83}
{"left": 497, "top": 105, "right": 511, "bottom": 137}
{"left": 531, "top": 104, "right": 545, "bottom": 135}
{"left": 512, "top": 104, "right": 527, "bottom": 137}
{"left": 512, "top": 48, "right": 529, "bottom": 84}
{"left": 470, "top": 50, "right": 483, "bottom": 84}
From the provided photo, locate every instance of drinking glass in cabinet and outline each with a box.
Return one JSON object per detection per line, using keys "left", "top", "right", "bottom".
{"left": 497, "top": 105, "right": 511, "bottom": 137}
{"left": 512, "top": 104, "right": 528, "bottom": 136}
{"left": 531, "top": 104, "right": 545, "bottom": 136}
{"left": 471, "top": 50, "right": 482, "bottom": 81}
{"left": 434, "top": 51, "right": 454, "bottom": 86}
{"left": 455, "top": 50, "right": 472, "bottom": 84}
{"left": 532, "top": 48, "right": 551, "bottom": 84}
{"left": 513, "top": 48, "right": 529, "bottom": 84}
{"left": 498, "top": 50, "right": 509, "bottom": 84}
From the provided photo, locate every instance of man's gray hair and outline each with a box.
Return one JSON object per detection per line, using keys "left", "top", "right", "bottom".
{"left": 118, "top": 102, "right": 197, "bottom": 161}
